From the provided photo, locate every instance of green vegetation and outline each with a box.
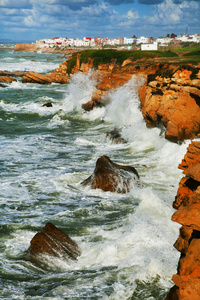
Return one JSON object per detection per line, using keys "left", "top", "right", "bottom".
{"left": 66, "top": 54, "right": 77, "bottom": 74}
{"left": 80, "top": 49, "right": 178, "bottom": 67}
{"left": 173, "top": 45, "right": 200, "bottom": 64}
{"left": 183, "top": 49, "right": 200, "bottom": 57}
{"left": 66, "top": 45, "right": 200, "bottom": 75}
{"left": 66, "top": 49, "right": 178, "bottom": 74}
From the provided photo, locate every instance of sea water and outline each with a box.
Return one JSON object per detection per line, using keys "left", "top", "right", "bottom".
{"left": 0, "top": 45, "right": 191, "bottom": 299}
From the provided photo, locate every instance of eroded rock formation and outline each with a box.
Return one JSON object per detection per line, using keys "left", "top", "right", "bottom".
{"left": 22, "top": 72, "right": 53, "bottom": 84}
{"left": 22, "top": 61, "right": 70, "bottom": 84}
{"left": 81, "top": 155, "right": 139, "bottom": 193}
{"left": 0, "top": 76, "right": 17, "bottom": 83}
{"left": 166, "top": 141, "right": 200, "bottom": 299}
{"left": 9, "top": 51, "right": 200, "bottom": 143}
{"left": 139, "top": 66, "right": 200, "bottom": 142}
{"left": 26, "top": 222, "right": 81, "bottom": 267}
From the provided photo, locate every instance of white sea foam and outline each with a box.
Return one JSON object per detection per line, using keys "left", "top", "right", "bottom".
{"left": 0, "top": 58, "right": 59, "bottom": 73}
{"left": 61, "top": 71, "right": 96, "bottom": 112}
{"left": 0, "top": 66, "right": 191, "bottom": 299}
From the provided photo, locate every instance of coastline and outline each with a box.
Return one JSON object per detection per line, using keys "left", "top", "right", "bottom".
{"left": 0, "top": 45, "right": 200, "bottom": 299}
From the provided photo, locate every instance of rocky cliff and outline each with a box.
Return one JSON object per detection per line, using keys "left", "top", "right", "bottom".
{"left": 21, "top": 52, "right": 200, "bottom": 142}
{"left": 166, "top": 141, "right": 200, "bottom": 299}
{"left": 139, "top": 66, "right": 200, "bottom": 142}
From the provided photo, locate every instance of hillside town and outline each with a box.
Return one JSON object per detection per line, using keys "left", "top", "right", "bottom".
{"left": 35, "top": 33, "right": 200, "bottom": 51}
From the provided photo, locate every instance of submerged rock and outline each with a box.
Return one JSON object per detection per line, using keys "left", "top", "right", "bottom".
{"left": 42, "top": 102, "right": 53, "bottom": 107}
{"left": 26, "top": 222, "right": 81, "bottom": 266}
{"left": 81, "top": 155, "right": 139, "bottom": 193}
{"left": 106, "top": 128, "right": 127, "bottom": 144}
{"left": 81, "top": 99, "right": 105, "bottom": 111}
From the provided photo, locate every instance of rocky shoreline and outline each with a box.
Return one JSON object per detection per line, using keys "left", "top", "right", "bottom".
{"left": 166, "top": 141, "right": 200, "bottom": 299}
{"left": 1, "top": 51, "right": 200, "bottom": 298}
{"left": 6, "top": 51, "right": 199, "bottom": 143}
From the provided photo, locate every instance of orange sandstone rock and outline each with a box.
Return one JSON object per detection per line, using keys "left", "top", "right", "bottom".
{"left": 166, "top": 141, "right": 200, "bottom": 299}
{"left": 22, "top": 72, "right": 53, "bottom": 84}
{"left": 0, "top": 76, "right": 17, "bottom": 83}
{"left": 140, "top": 68, "right": 200, "bottom": 142}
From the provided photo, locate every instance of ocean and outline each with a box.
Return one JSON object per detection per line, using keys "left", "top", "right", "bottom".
{"left": 0, "top": 45, "right": 190, "bottom": 299}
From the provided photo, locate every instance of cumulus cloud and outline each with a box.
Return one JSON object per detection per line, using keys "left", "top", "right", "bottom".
{"left": 23, "top": 15, "right": 39, "bottom": 27}
{"left": 148, "top": 0, "right": 199, "bottom": 28}
{"left": 0, "top": 0, "right": 199, "bottom": 41}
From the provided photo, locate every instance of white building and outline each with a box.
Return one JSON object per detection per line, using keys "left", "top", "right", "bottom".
{"left": 156, "top": 37, "right": 172, "bottom": 45}
{"left": 141, "top": 41, "right": 158, "bottom": 51}
{"left": 177, "top": 34, "right": 200, "bottom": 43}
{"left": 124, "top": 37, "right": 134, "bottom": 44}
{"left": 137, "top": 36, "right": 149, "bottom": 44}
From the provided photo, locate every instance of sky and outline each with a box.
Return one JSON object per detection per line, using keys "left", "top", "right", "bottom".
{"left": 0, "top": 0, "right": 199, "bottom": 42}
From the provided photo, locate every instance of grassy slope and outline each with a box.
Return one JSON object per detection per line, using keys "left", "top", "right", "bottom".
{"left": 67, "top": 46, "right": 200, "bottom": 74}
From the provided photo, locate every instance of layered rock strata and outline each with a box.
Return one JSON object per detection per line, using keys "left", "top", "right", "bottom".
{"left": 81, "top": 155, "right": 139, "bottom": 193}
{"left": 139, "top": 67, "right": 200, "bottom": 142}
{"left": 166, "top": 141, "right": 200, "bottom": 299}
{"left": 0, "top": 76, "right": 17, "bottom": 83}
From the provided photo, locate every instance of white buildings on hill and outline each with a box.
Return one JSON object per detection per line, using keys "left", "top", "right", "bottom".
{"left": 35, "top": 33, "right": 199, "bottom": 50}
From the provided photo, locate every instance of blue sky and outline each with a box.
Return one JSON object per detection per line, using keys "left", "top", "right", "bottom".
{"left": 0, "top": 0, "right": 199, "bottom": 42}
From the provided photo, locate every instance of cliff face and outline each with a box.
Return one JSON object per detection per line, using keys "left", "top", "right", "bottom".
{"left": 166, "top": 141, "right": 200, "bottom": 299}
{"left": 139, "top": 67, "right": 200, "bottom": 142}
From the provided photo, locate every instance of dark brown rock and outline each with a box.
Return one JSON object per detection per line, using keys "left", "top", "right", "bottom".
{"left": 81, "top": 100, "right": 105, "bottom": 112}
{"left": 106, "top": 128, "right": 127, "bottom": 144}
{"left": 42, "top": 102, "right": 53, "bottom": 107}
{"left": 81, "top": 155, "right": 139, "bottom": 193}
{"left": 26, "top": 223, "right": 81, "bottom": 266}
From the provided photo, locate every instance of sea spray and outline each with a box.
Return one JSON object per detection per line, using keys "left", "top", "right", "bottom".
{"left": 62, "top": 71, "right": 97, "bottom": 112}
{"left": 0, "top": 50, "right": 191, "bottom": 299}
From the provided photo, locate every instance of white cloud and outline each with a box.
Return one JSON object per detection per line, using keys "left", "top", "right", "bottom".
{"left": 0, "top": 0, "right": 199, "bottom": 41}
{"left": 127, "top": 9, "right": 139, "bottom": 19}
{"left": 148, "top": 0, "right": 199, "bottom": 27}
{"left": 23, "top": 15, "right": 39, "bottom": 27}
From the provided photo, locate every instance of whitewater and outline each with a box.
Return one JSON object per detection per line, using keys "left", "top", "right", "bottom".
{"left": 0, "top": 47, "right": 190, "bottom": 299}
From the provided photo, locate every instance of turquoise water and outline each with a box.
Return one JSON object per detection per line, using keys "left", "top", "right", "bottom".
{"left": 0, "top": 46, "right": 191, "bottom": 299}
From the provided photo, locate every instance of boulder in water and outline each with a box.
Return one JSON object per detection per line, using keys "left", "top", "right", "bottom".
{"left": 26, "top": 222, "right": 81, "bottom": 266}
{"left": 82, "top": 99, "right": 105, "bottom": 111}
{"left": 81, "top": 155, "right": 139, "bottom": 193}
{"left": 42, "top": 102, "right": 53, "bottom": 107}
{"left": 106, "top": 128, "right": 127, "bottom": 144}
